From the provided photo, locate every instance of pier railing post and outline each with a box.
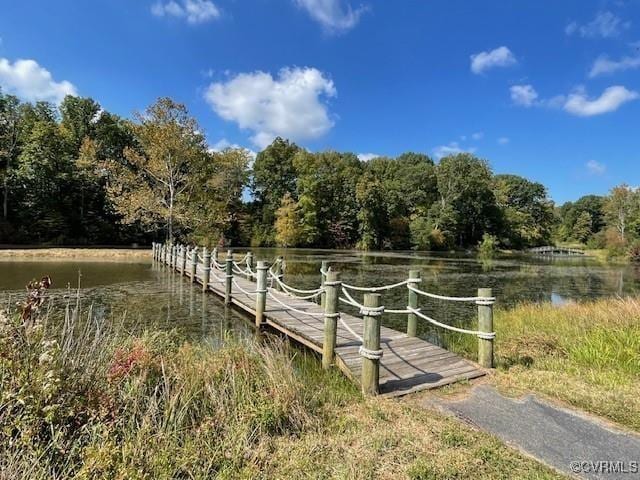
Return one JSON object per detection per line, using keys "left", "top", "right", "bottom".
{"left": 180, "top": 245, "right": 187, "bottom": 275}
{"left": 477, "top": 288, "right": 494, "bottom": 368}
{"left": 172, "top": 244, "right": 177, "bottom": 270}
{"left": 225, "top": 250, "right": 233, "bottom": 305}
{"left": 190, "top": 247, "right": 198, "bottom": 283}
{"left": 407, "top": 270, "right": 421, "bottom": 337}
{"left": 165, "top": 243, "right": 170, "bottom": 265}
{"left": 255, "top": 261, "right": 269, "bottom": 327}
{"left": 274, "top": 256, "right": 284, "bottom": 291}
{"left": 361, "top": 293, "right": 382, "bottom": 396}
{"left": 246, "top": 252, "right": 254, "bottom": 280}
{"left": 201, "top": 247, "right": 210, "bottom": 292}
{"left": 320, "top": 260, "right": 328, "bottom": 307}
{"left": 322, "top": 270, "right": 340, "bottom": 370}
{"left": 212, "top": 247, "right": 218, "bottom": 266}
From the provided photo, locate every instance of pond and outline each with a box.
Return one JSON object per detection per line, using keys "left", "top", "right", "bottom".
{"left": 1, "top": 249, "right": 639, "bottom": 347}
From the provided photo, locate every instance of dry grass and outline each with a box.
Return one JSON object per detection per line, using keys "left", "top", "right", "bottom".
{"left": 0, "top": 248, "right": 150, "bottom": 262}
{"left": 491, "top": 297, "right": 640, "bottom": 431}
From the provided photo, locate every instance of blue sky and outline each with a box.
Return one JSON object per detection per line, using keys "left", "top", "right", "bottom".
{"left": 1, "top": 0, "right": 639, "bottom": 204}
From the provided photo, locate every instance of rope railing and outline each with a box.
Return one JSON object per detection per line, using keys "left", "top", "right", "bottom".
{"left": 406, "top": 306, "right": 495, "bottom": 339}
{"left": 407, "top": 284, "right": 495, "bottom": 304}
{"left": 153, "top": 242, "right": 496, "bottom": 395}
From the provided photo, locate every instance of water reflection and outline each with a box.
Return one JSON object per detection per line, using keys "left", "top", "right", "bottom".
{"left": 1, "top": 249, "right": 639, "bottom": 348}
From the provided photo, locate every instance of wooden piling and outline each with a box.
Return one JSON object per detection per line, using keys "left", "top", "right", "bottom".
{"left": 322, "top": 270, "right": 340, "bottom": 370}
{"left": 246, "top": 252, "right": 254, "bottom": 280}
{"left": 407, "top": 270, "right": 421, "bottom": 337}
{"left": 320, "top": 260, "right": 328, "bottom": 308}
{"left": 255, "top": 261, "right": 269, "bottom": 327}
{"left": 274, "top": 256, "right": 284, "bottom": 291}
{"left": 225, "top": 250, "right": 233, "bottom": 305}
{"left": 361, "top": 293, "right": 382, "bottom": 395}
{"left": 180, "top": 245, "right": 187, "bottom": 275}
{"left": 202, "top": 247, "right": 211, "bottom": 292}
{"left": 477, "top": 287, "right": 494, "bottom": 368}
{"left": 190, "top": 247, "right": 198, "bottom": 283}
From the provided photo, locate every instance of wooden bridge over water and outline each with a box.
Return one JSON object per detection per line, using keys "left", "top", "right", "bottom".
{"left": 152, "top": 243, "right": 495, "bottom": 397}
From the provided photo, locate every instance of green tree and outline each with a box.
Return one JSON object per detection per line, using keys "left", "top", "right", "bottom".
{"left": 274, "top": 193, "right": 303, "bottom": 247}
{"left": 604, "top": 184, "right": 639, "bottom": 242}
{"left": 493, "top": 174, "right": 554, "bottom": 248}
{"left": 572, "top": 211, "right": 593, "bottom": 243}
{"left": 0, "top": 91, "right": 21, "bottom": 221}
{"left": 105, "top": 98, "right": 207, "bottom": 242}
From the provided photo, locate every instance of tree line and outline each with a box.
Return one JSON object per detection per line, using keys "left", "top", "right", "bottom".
{"left": 1, "top": 91, "right": 638, "bottom": 257}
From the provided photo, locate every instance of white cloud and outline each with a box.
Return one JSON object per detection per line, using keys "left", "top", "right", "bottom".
{"left": 589, "top": 54, "right": 640, "bottom": 78}
{"left": 470, "top": 46, "right": 516, "bottom": 74}
{"left": 497, "top": 137, "right": 510, "bottom": 145}
{"left": 151, "top": 0, "right": 220, "bottom": 24}
{"left": 565, "top": 11, "right": 630, "bottom": 38}
{"left": 211, "top": 138, "right": 257, "bottom": 158}
{"left": 471, "top": 131, "right": 484, "bottom": 140}
{"left": 433, "top": 142, "right": 476, "bottom": 160}
{"left": 205, "top": 67, "right": 336, "bottom": 149}
{"left": 510, "top": 84, "right": 538, "bottom": 107}
{"left": 586, "top": 160, "right": 606, "bottom": 176}
{"left": 294, "top": 0, "right": 367, "bottom": 33}
{"left": 0, "top": 58, "right": 77, "bottom": 103}
{"left": 563, "top": 85, "right": 639, "bottom": 117}
{"left": 357, "top": 153, "right": 379, "bottom": 162}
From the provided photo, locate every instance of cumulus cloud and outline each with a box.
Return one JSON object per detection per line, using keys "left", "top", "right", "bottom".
{"left": 563, "top": 85, "right": 639, "bottom": 117}
{"left": 0, "top": 57, "right": 77, "bottom": 103}
{"left": 565, "top": 11, "right": 630, "bottom": 38}
{"left": 589, "top": 54, "right": 640, "bottom": 78}
{"left": 433, "top": 142, "right": 476, "bottom": 160}
{"left": 151, "top": 0, "right": 220, "bottom": 24}
{"left": 357, "top": 153, "right": 379, "bottom": 162}
{"left": 294, "top": 0, "right": 367, "bottom": 33}
{"left": 470, "top": 46, "right": 516, "bottom": 74}
{"left": 205, "top": 67, "right": 336, "bottom": 149}
{"left": 586, "top": 160, "right": 606, "bottom": 176}
{"left": 510, "top": 84, "right": 538, "bottom": 107}
{"left": 210, "top": 138, "right": 257, "bottom": 159}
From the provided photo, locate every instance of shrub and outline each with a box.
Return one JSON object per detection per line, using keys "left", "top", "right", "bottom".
{"left": 478, "top": 233, "right": 498, "bottom": 258}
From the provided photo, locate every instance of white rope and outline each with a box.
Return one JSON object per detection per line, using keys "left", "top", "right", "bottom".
{"left": 342, "top": 278, "right": 411, "bottom": 293}
{"left": 209, "top": 269, "right": 225, "bottom": 283}
{"left": 407, "top": 284, "right": 495, "bottom": 304}
{"left": 266, "top": 290, "right": 325, "bottom": 317}
{"left": 406, "top": 306, "right": 495, "bottom": 339}
{"left": 268, "top": 271, "right": 324, "bottom": 295}
{"left": 232, "top": 278, "right": 257, "bottom": 297}
{"left": 340, "top": 288, "right": 385, "bottom": 317}
{"left": 338, "top": 315, "right": 363, "bottom": 343}
{"left": 359, "top": 346, "right": 383, "bottom": 360}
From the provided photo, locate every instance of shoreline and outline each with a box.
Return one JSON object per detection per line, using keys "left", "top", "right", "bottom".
{"left": 0, "top": 247, "right": 151, "bottom": 262}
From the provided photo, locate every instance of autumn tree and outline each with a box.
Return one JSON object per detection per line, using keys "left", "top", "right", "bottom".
{"left": 106, "top": 98, "right": 207, "bottom": 242}
{"left": 604, "top": 184, "right": 639, "bottom": 243}
{"left": 274, "top": 192, "right": 303, "bottom": 247}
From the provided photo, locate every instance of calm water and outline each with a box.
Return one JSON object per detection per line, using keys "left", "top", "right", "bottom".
{"left": 1, "top": 250, "right": 639, "bottom": 346}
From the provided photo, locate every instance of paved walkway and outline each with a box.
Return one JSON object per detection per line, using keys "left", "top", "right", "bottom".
{"left": 427, "top": 386, "right": 640, "bottom": 479}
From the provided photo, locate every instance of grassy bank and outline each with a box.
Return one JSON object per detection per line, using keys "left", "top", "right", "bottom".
{"left": 485, "top": 297, "right": 640, "bottom": 431}
{"left": 0, "top": 248, "right": 150, "bottom": 261}
{"left": 0, "top": 306, "right": 561, "bottom": 479}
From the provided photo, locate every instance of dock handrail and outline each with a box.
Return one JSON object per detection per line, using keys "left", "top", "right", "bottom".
{"left": 153, "top": 243, "right": 496, "bottom": 395}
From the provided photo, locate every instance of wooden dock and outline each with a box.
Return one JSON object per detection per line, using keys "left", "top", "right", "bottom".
{"left": 154, "top": 243, "right": 489, "bottom": 397}
{"left": 529, "top": 246, "right": 585, "bottom": 256}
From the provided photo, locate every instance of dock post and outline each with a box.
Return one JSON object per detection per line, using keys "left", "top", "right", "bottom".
{"left": 246, "top": 252, "right": 254, "bottom": 280}
{"left": 212, "top": 247, "right": 218, "bottom": 266}
{"left": 190, "top": 247, "right": 198, "bottom": 283}
{"left": 151, "top": 242, "right": 156, "bottom": 261}
{"left": 322, "top": 270, "right": 340, "bottom": 369}
{"left": 361, "top": 293, "right": 383, "bottom": 396}
{"left": 255, "top": 261, "right": 269, "bottom": 327}
{"left": 274, "top": 256, "right": 284, "bottom": 291}
{"left": 165, "top": 243, "right": 170, "bottom": 265}
{"left": 477, "top": 288, "right": 494, "bottom": 368}
{"left": 201, "top": 247, "right": 211, "bottom": 291}
{"left": 171, "top": 244, "right": 177, "bottom": 270}
{"left": 160, "top": 244, "right": 164, "bottom": 263}
{"left": 320, "top": 260, "right": 328, "bottom": 307}
{"left": 407, "top": 270, "right": 421, "bottom": 337}
{"left": 180, "top": 245, "right": 187, "bottom": 275}
{"left": 225, "top": 250, "right": 233, "bottom": 305}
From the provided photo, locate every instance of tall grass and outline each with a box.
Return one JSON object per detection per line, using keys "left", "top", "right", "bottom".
{"left": 489, "top": 297, "right": 640, "bottom": 430}
{"left": 0, "top": 291, "right": 561, "bottom": 479}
